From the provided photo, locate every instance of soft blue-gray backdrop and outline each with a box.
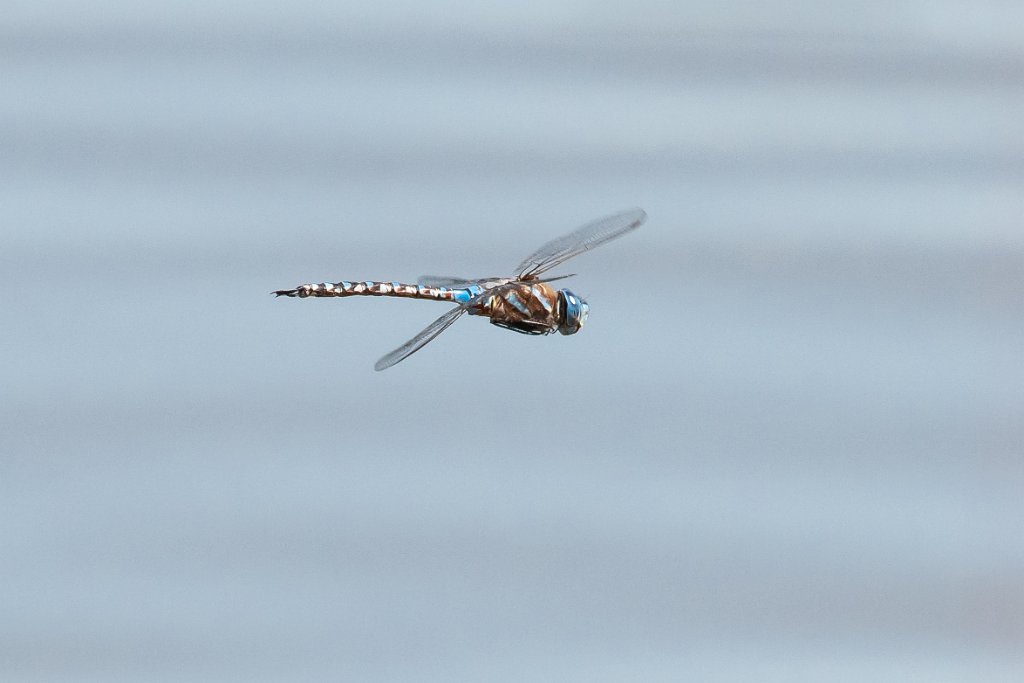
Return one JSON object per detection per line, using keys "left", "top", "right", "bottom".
{"left": 2, "top": 2, "right": 1022, "bottom": 681}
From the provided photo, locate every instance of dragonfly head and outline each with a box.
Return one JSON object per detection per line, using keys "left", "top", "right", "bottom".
{"left": 557, "top": 289, "right": 589, "bottom": 335}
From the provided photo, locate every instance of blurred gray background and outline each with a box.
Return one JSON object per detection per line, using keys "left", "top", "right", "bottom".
{"left": 2, "top": 1, "right": 1022, "bottom": 681}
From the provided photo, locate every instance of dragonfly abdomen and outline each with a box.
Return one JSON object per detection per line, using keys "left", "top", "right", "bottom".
{"left": 273, "top": 280, "right": 481, "bottom": 303}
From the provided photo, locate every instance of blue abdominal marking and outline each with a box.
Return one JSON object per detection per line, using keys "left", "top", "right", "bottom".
{"left": 453, "top": 285, "right": 483, "bottom": 304}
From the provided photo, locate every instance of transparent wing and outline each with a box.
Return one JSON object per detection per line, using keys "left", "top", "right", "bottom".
{"left": 417, "top": 275, "right": 481, "bottom": 288}
{"left": 514, "top": 208, "right": 646, "bottom": 279}
{"left": 374, "top": 306, "right": 467, "bottom": 371}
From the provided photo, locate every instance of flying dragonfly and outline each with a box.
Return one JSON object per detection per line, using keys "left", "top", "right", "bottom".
{"left": 274, "top": 208, "right": 646, "bottom": 370}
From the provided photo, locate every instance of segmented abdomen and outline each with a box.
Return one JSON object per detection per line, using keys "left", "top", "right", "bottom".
{"left": 274, "top": 280, "right": 482, "bottom": 303}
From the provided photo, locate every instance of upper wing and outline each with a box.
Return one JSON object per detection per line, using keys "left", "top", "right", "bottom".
{"left": 514, "top": 208, "right": 646, "bottom": 279}
{"left": 417, "top": 275, "right": 481, "bottom": 288}
{"left": 374, "top": 306, "right": 467, "bottom": 371}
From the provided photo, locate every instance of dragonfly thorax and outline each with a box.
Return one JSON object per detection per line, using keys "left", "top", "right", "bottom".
{"left": 480, "top": 282, "right": 557, "bottom": 336}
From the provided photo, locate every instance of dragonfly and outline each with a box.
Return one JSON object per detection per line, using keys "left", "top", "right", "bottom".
{"left": 274, "top": 208, "right": 646, "bottom": 370}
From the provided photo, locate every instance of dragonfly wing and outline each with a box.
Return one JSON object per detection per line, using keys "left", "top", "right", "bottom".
{"left": 374, "top": 306, "right": 467, "bottom": 371}
{"left": 514, "top": 208, "right": 646, "bottom": 279}
{"left": 417, "top": 275, "right": 481, "bottom": 288}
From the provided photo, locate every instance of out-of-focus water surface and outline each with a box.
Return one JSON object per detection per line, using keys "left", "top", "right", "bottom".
{"left": 2, "top": 2, "right": 1022, "bottom": 681}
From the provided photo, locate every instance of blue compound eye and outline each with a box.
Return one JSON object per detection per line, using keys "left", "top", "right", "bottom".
{"left": 557, "top": 289, "right": 588, "bottom": 335}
